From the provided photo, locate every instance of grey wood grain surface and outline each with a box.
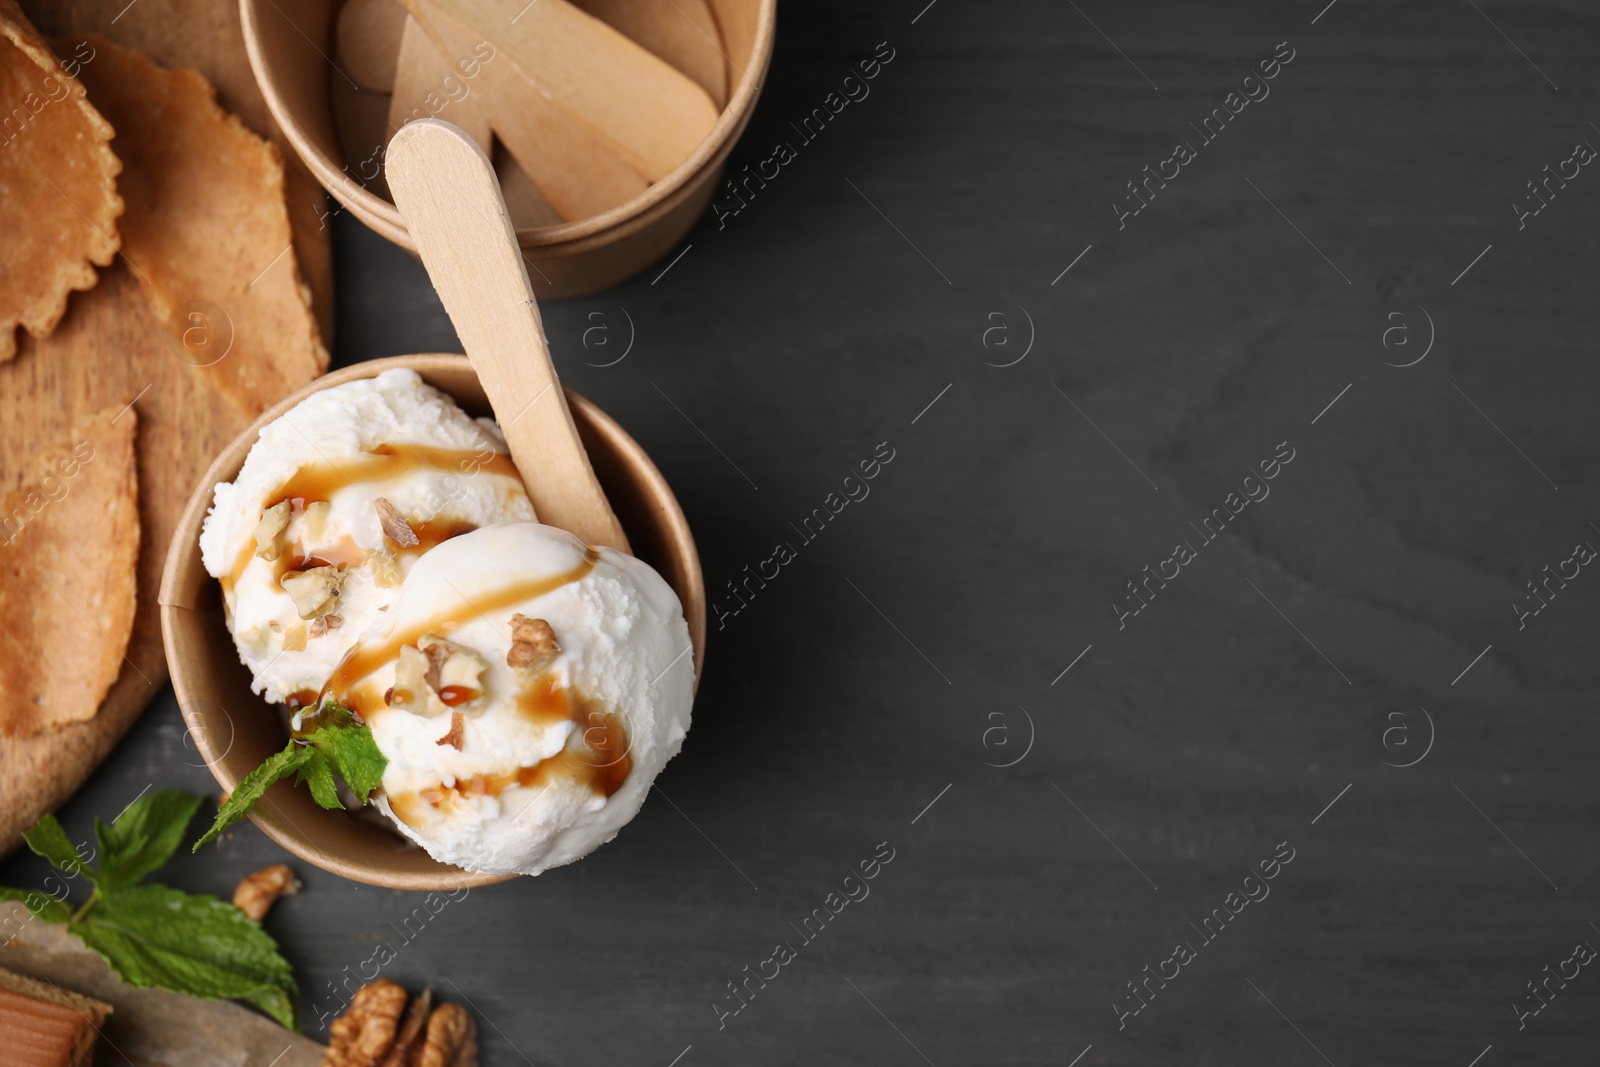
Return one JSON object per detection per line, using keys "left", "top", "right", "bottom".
{"left": 6, "top": 1, "right": 1599, "bottom": 1063}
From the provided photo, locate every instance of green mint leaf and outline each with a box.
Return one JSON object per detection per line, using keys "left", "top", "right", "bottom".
{"left": 95, "top": 791, "right": 204, "bottom": 892}
{"left": 193, "top": 741, "right": 314, "bottom": 852}
{"left": 0, "top": 886, "right": 72, "bottom": 924}
{"left": 71, "top": 883, "right": 298, "bottom": 1030}
{"left": 241, "top": 983, "right": 299, "bottom": 1033}
{"left": 305, "top": 704, "right": 386, "bottom": 804}
{"left": 294, "top": 750, "right": 342, "bottom": 810}
{"left": 22, "top": 814, "right": 94, "bottom": 882}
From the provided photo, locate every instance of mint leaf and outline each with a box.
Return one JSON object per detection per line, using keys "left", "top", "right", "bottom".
{"left": 307, "top": 718, "right": 386, "bottom": 803}
{"left": 96, "top": 791, "right": 203, "bottom": 892}
{"left": 295, "top": 751, "right": 342, "bottom": 810}
{"left": 190, "top": 701, "right": 387, "bottom": 850}
{"left": 72, "top": 884, "right": 298, "bottom": 1030}
{"left": 242, "top": 983, "right": 299, "bottom": 1034}
{"left": 14, "top": 796, "right": 303, "bottom": 1030}
{"left": 193, "top": 741, "right": 314, "bottom": 852}
{"left": 0, "top": 886, "right": 71, "bottom": 923}
{"left": 22, "top": 814, "right": 93, "bottom": 882}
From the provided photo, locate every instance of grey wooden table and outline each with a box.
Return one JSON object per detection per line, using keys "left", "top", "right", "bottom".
{"left": 7, "top": 1, "right": 1599, "bottom": 1063}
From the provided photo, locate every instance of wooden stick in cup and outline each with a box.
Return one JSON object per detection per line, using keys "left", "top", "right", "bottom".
{"left": 388, "top": 16, "right": 492, "bottom": 152}
{"left": 572, "top": 0, "right": 728, "bottom": 109}
{"left": 404, "top": 1, "right": 648, "bottom": 220}
{"left": 401, "top": 0, "right": 718, "bottom": 181}
{"left": 385, "top": 119, "right": 630, "bottom": 553}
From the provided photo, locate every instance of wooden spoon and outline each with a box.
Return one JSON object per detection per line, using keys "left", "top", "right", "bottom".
{"left": 406, "top": 1, "right": 648, "bottom": 221}
{"left": 387, "top": 15, "right": 492, "bottom": 152}
{"left": 573, "top": 0, "right": 728, "bottom": 109}
{"left": 493, "top": 141, "right": 562, "bottom": 229}
{"left": 385, "top": 119, "right": 630, "bottom": 552}
{"left": 399, "top": 0, "right": 718, "bottom": 181}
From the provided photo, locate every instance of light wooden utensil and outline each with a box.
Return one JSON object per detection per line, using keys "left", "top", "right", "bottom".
{"left": 573, "top": 0, "right": 728, "bottom": 108}
{"left": 493, "top": 141, "right": 563, "bottom": 229}
{"left": 386, "top": 119, "right": 630, "bottom": 552}
{"left": 400, "top": 0, "right": 718, "bottom": 181}
{"left": 387, "top": 15, "right": 491, "bottom": 151}
{"left": 407, "top": 1, "right": 647, "bottom": 221}
{"left": 335, "top": 0, "right": 407, "bottom": 91}
{"left": 242, "top": 0, "right": 777, "bottom": 295}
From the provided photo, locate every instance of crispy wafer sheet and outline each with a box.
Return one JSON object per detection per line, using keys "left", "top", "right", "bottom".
{"left": 0, "top": 405, "right": 137, "bottom": 737}
{"left": 0, "top": 0, "right": 121, "bottom": 361}
{"left": 72, "top": 36, "right": 328, "bottom": 415}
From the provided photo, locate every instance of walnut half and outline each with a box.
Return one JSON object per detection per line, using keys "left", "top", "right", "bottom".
{"left": 232, "top": 863, "right": 300, "bottom": 921}
{"left": 420, "top": 1003, "right": 478, "bottom": 1067}
{"left": 321, "top": 982, "right": 477, "bottom": 1067}
{"left": 326, "top": 979, "right": 407, "bottom": 1067}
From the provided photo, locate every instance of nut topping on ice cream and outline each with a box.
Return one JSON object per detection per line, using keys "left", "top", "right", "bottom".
{"left": 281, "top": 564, "right": 344, "bottom": 619}
{"left": 389, "top": 634, "right": 488, "bottom": 717}
{"left": 374, "top": 496, "right": 420, "bottom": 547}
{"left": 506, "top": 614, "right": 559, "bottom": 671}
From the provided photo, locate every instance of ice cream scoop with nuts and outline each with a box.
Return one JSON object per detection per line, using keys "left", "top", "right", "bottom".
{"left": 201, "top": 368, "right": 534, "bottom": 706}
{"left": 195, "top": 369, "right": 693, "bottom": 875}
{"left": 330, "top": 522, "right": 692, "bottom": 875}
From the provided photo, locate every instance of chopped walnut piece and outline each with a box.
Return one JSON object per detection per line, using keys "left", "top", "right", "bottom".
{"left": 325, "top": 979, "right": 407, "bottom": 1067}
{"left": 506, "top": 614, "right": 560, "bottom": 672}
{"left": 419, "top": 1002, "right": 478, "bottom": 1067}
{"left": 369, "top": 547, "right": 403, "bottom": 588}
{"left": 421, "top": 636, "right": 452, "bottom": 680}
{"left": 308, "top": 613, "right": 344, "bottom": 639}
{"left": 302, "top": 500, "right": 333, "bottom": 541}
{"left": 389, "top": 634, "right": 487, "bottom": 717}
{"left": 232, "top": 863, "right": 300, "bottom": 921}
{"left": 436, "top": 711, "right": 465, "bottom": 750}
{"left": 390, "top": 645, "right": 432, "bottom": 716}
{"left": 283, "top": 623, "right": 308, "bottom": 651}
{"left": 375, "top": 496, "right": 420, "bottom": 548}
{"left": 254, "top": 500, "right": 290, "bottom": 561}
{"left": 281, "top": 565, "right": 343, "bottom": 619}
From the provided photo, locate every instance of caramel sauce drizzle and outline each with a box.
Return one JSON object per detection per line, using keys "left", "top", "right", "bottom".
{"left": 337, "top": 549, "right": 631, "bottom": 828}
{"left": 220, "top": 443, "right": 519, "bottom": 593}
{"left": 322, "top": 548, "right": 598, "bottom": 719}
{"left": 388, "top": 702, "right": 633, "bottom": 831}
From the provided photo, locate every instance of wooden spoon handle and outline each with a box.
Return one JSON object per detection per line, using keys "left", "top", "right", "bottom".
{"left": 385, "top": 119, "right": 630, "bottom": 553}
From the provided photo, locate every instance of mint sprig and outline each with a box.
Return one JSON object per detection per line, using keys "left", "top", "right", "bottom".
{"left": 193, "top": 700, "right": 387, "bottom": 851}
{"left": 0, "top": 792, "right": 299, "bottom": 1029}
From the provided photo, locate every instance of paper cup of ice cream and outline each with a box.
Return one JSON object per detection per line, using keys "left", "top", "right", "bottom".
{"left": 160, "top": 354, "right": 704, "bottom": 889}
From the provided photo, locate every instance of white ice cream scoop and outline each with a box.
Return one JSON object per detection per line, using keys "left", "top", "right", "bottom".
{"left": 199, "top": 368, "right": 534, "bottom": 704}
{"left": 322, "top": 522, "right": 693, "bottom": 875}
